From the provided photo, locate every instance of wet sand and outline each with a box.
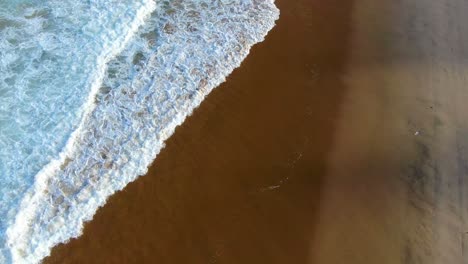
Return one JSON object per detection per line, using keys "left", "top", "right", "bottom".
{"left": 45, "top": 0, "right": 468, "bottom": 263}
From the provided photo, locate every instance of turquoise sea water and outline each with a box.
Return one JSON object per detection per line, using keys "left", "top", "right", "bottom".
{"left": 0, "top": 0, "right": 278, "bottom": 263}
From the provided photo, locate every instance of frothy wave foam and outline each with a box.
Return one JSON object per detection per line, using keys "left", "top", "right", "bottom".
{"left": 1, "top": 0, "right": 279, "bottom": 263}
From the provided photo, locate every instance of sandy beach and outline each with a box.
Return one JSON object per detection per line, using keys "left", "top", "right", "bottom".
{"left": 45, "top": 0, "right": 468, "bottom": 263}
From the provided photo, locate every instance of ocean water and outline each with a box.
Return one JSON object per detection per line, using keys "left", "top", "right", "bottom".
{"left": 0, "top": 0, "right": 278, "bottom": 263}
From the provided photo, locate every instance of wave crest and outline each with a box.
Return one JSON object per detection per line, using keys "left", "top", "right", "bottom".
{"left": 4, "top": 0, "right": 278, "bottom": 263}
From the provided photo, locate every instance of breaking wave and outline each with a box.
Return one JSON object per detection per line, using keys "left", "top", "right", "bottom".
{"left": 0, "top": 0, "right": 278, "bottom": 263}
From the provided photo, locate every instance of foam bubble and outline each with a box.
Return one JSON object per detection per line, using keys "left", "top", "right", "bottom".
{"left": 3, "top": 0, "right": 278, "bottom": 263}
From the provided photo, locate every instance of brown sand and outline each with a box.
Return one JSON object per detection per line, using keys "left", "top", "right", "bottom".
{"left": 45, "top": 0, "right": 468, "bottom": 263}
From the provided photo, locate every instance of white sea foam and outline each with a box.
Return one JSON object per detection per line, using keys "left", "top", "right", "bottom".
{"left": 0, "top": 0, "right": 156, "bottom": 262}
{"left": 2, "top": 0, "right": 278, "bottom": 263}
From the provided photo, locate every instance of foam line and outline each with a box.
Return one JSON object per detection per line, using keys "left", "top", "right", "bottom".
{"left": 3, "top": 1, "right": 278, "bottom": 263}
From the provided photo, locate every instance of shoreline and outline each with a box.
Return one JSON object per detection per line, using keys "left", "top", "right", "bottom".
{"left": 45, "top": 0, "right": 352, "bottom": 262}
{"left": 7, "top": 1, "right": 279, "bottom": 263}
{"left": 46, "top": 0, "right": 468, "bottom": 263}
